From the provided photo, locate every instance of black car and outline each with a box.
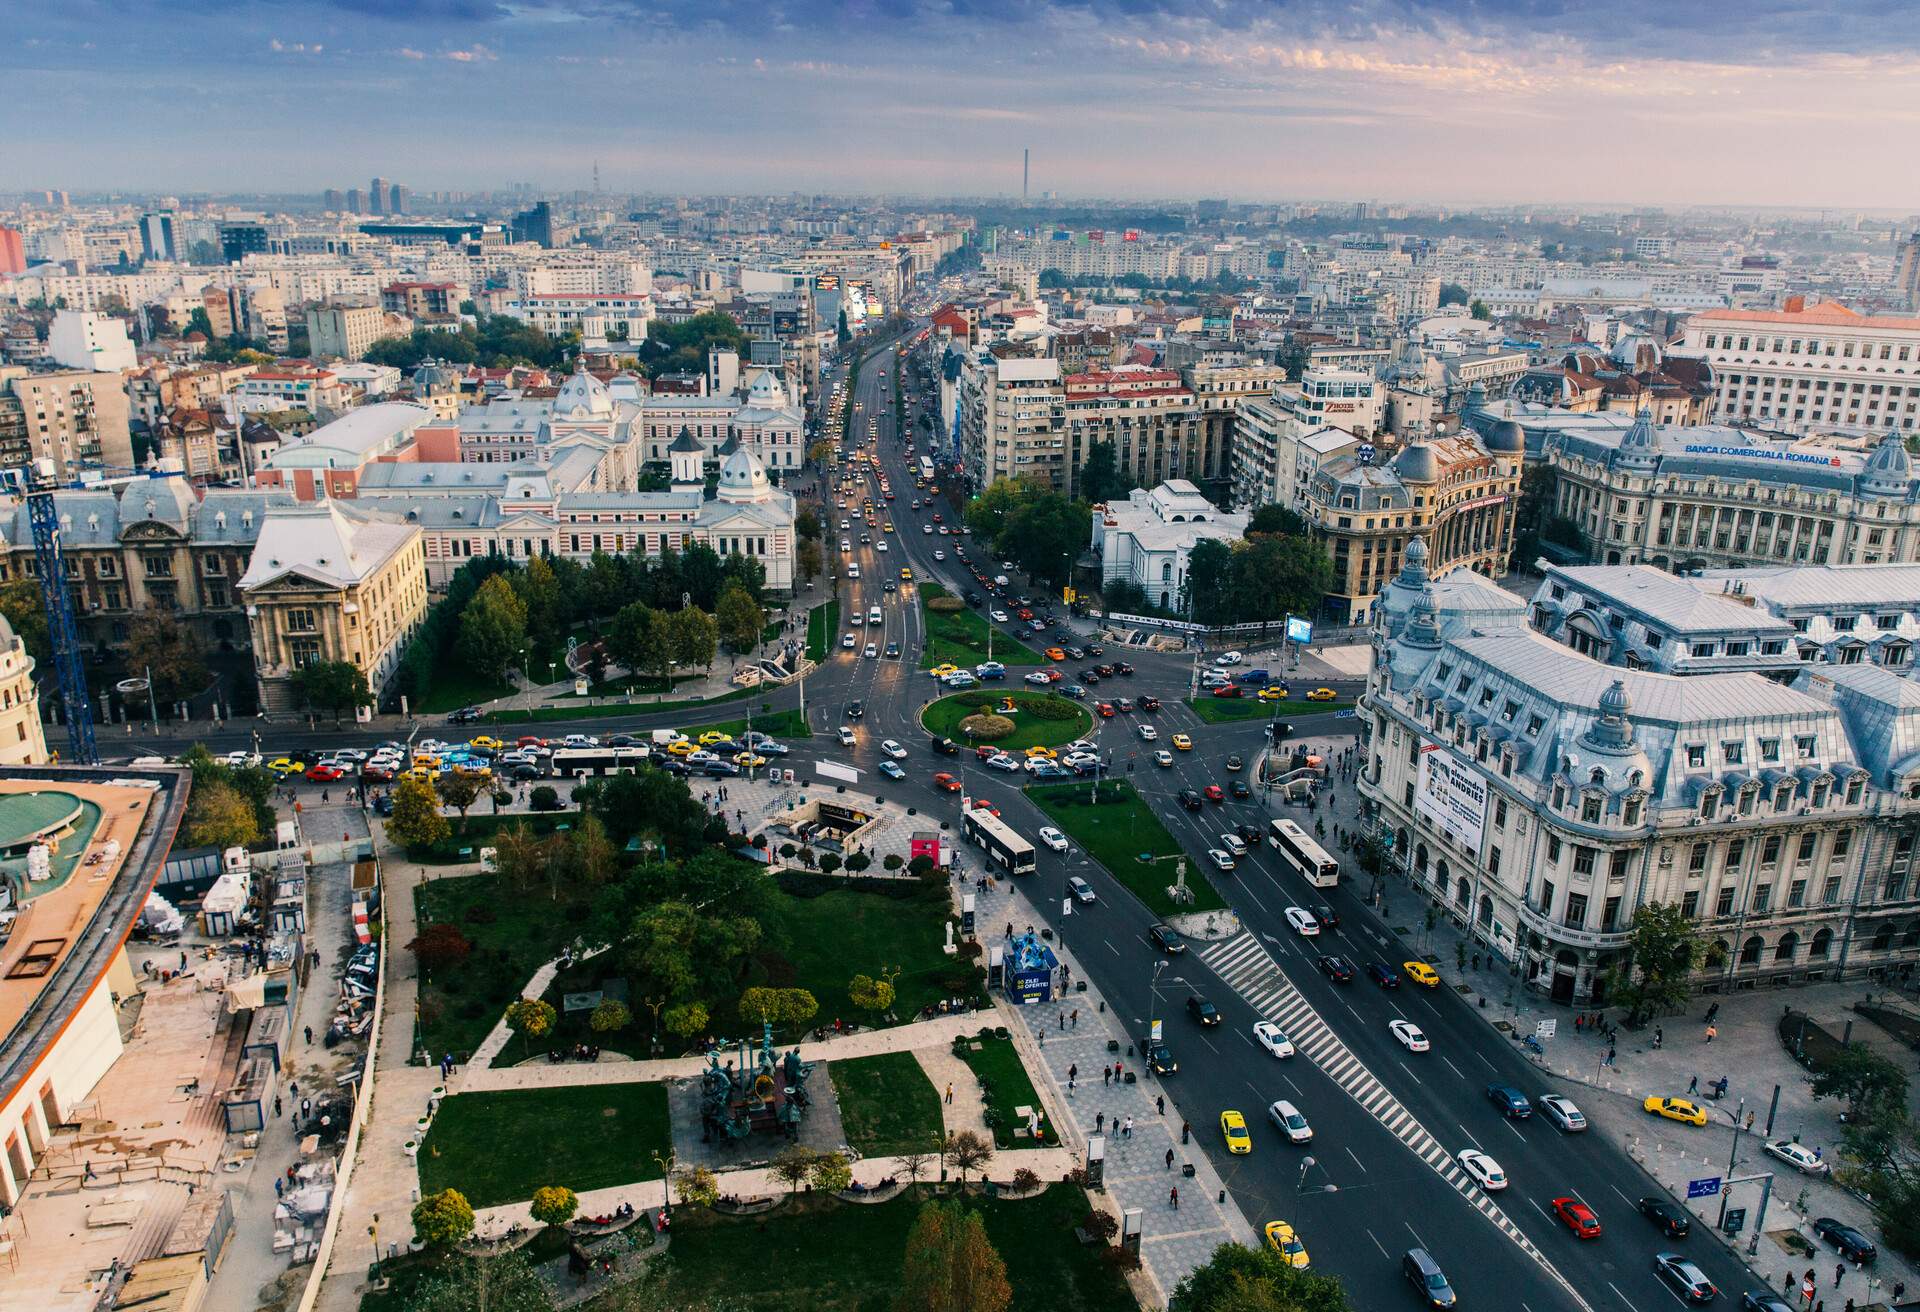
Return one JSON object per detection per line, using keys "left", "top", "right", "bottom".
{"left": 846, "top": 701, "right": 865, "bottom": 720}
{"left": 1094, "top": 664, "right": 1115, "bottom": 677}
{"left": 1229, "top": 780, "right": 1252, "bottom": 799}
{"left": 374, "top": 793, "right": 394, "bottom": 816}
{"left": 1186, "top": 996, "right": 1221, "bottom": 1027}
{"left": 657, "top": 756, "right": 690, "bottom": 775}
{"left": 885, "top": 642, "right": 901, "bottom": 658}
{"left": 1177, "top": 788, "right": 1205, "bottom": 811}
{"left": 1085, "top": 644, "right": 1104, "bottom": 656}
{"left": 1235, "top": 823, "right": 1264, "bottom": 845}
{"left": 964, "top": 591, "right": 982, "bottom": 606}
{"left": 506, "top": 762, "right": 543, "bottom": 782}
{"left": 1113, "top": 661, "right": 1134, "bottom": 675}
{"left": 1144, "top": 1041, "right": 1178, "bottom": 1075}
{"left": 1813, "top": 1217, "right": 1876, "bottom": 1264}
{"left": 1224, "top": 754, "right": 1244, "bottom": 771}
{"left": 1317, "top": 954, "right": 1355, "bottom": 982}
{"left": 1149, "top": 923, "right": 1187, "bottom": 954}
{"left": 702, "top": 759, "right": 741, "bottom": 777}
{"left": 1638, "top": 1198, "right": 1692, "bottom": 1238}
{"left": 1139, "top": 695, "right": 1161, "bottom": 710}
{"left": 1653, "top": 1253, "right": 1716, "bottom": 1304}
{"left": 1314, "top": 905, "right": 1340, "bottom": 930}
{"left": 1366, "top": 962, "right": 1400, "bottom": 988}
{"left": 608, "top": 734, "right": 640, "bottom": 747}
{"left": 1082, "top": 670, "right": 1101, "bottom": 685}
{"left": 930, "top": 737, "right": 960, "bottom": 755}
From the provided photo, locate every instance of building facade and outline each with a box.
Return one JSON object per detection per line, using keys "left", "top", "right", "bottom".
{"left": 958, "top": 354, "right": 1065, "bottom": 493}
{"left": 306, "top": 303, "right": 388, "bottom": 362}
{"left": 3, "top": 369, "right": 135, "bottom": 477}
{"left": 1679, "top": 301, "right": 1920, "bottom": 435}
{"left": 1090, "top": 480, "right": 1248, "bottom": 612}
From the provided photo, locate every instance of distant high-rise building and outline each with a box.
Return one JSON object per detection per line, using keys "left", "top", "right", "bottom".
{"left": 219, "top": 222, "right": 269, "bottom": 265}
{"left": 1895, "top": 231, "right": 1920, "bottom": 312}
{"left": 370, "top": 176, "right": 388, "bottom": 216}
{"left": 140, "top": 211, "right": 179, "bottom": 262}
{"left": 387, "top": 182, "right": 407, "bottom": 215}
{"left": 323, "top": 188, "right": 345, "bottom": 211}
{"left": 511, "top": 200, "right": 555, "bottom": 248}
{"left": 346, "top": 187, "right": 365, "bottom": 214}
{"left": 0, "top": 226, "right": 24, "bottom": 275}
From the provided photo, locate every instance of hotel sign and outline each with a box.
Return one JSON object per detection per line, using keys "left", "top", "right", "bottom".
{"left": 1683, "top": 444, "right": 1842, "bottom": 467}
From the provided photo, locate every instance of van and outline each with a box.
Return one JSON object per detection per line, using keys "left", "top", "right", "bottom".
{"left": 1402, "top": 1249, "right": 1456, "bottom": 1308}
{"left": 868, "top": 606, "right": 882, "bottom": 625}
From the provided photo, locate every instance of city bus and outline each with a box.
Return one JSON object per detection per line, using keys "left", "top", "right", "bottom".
{"left": 550, "top": 747, "right": 649, "bottom": 778}
{"left": 918, "top": 456, "right": 936, "bottom": 483}
{"left": 1268, "top": 818, "right": 1340, "bottom": 887}
{"left": 962, "top": 806, "right": 1037, "bottom": 876}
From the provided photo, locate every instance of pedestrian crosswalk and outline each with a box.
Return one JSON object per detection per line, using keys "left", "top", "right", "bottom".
{"left": 1197, "top": 933, "right": 1590, "bottom": 1310}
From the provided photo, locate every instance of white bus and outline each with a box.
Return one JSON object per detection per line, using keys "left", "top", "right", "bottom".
{"left": 1268, "top": 819, "right": 1340, "bottom": 887}
{"left": 918, "top": 456, "right": 936, "bottom": 483}
{"left": 551, "top": 746, "right": 650, "bottom": 778}
{"left": 962, "top": 806, "right": 1037, "bottom": 876}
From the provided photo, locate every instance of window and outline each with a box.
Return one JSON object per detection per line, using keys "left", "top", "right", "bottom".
{"left": 1715, "top": 886, "right": 1735, "bottom": 917}
{"left": 1689, "top": 842, "right": 1709, "bottom": 874}
{"left": 1572, "top": 846, "right": 1596, "bottom": 877}
{"left": 1761, "top": 835, "right": 1782, "bottom": 866}
{"left": 1726, "top": 838, "right": 1746, "bottom": 868}
{"left": 1795, "top": 735, "right": 1816, "bottom": 759}
{"left": 1798, "top": 833, "right": 1816, "bottom": 862}
{"left": 1540, "top": 879, "right": 1555, "bottom": 913}
{"left": 1566, "top": 892, "right": 1588, "bottom": 925}
{"left": 1686, "top": 744, "right": 1706, "bottom": 768}
{"left": 287, "top": 608, "right": 317, "bottom": 633}
{"left": 1760, "top": 738, "right": 1780, "bottom": 762}
{"left": 1489, "top": 847, "right": 1502, "bottom": 877}
{"left": 1494, "top": 798, "right": 1508, "bottom": 829}
{"left": 1823, "top": 875, "right": 1843, "bottom": 904}
{"left": 1604, "top": 895, "right": 1622, "bottom": 930}
{"left": 1722, "top": 741, "right": 1744, "bottom": 764}
{"left": 1681, "top": 889, "right": 1700, "bottom": 918}
{"left": 1752, "top": 883, "right": 1772, "bottom": 912}
{"left": 1547, "top": 835, "right": 1562, "bottom": 863}
{"left": 1623, "top": 797, "right": 1641, "bottom": 826}
{"left": 1610, "top": 850, "right": 1631, "bottom": 880}
{"left": 1526, "top": 714, "right": 1545, "bottom": 736}
{"left": 1501, "top": 699, "right": 1519, "bottom": 722}
{"left": 1833, "top": 829, "right": 1852, "bottom": 859}
{"left": 1846, "top": 776, "right": 1865, "bottom": 805}
{"left": 1789, "top": 879, "right": 1807, "bottom": 909}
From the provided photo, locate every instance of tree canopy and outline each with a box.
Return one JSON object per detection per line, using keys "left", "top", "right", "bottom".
{"left": 1604, "top": 903, "right": 1703, "bottom": 1022}
{"left": 363, "top": 313, "right": 577, "bottom": 371}
{"left": 1170, "top": 1241, "right": 1353, "bottom": 1312}
{"left": 893, "top": 1199, "right": 1012, "bottom": 1312}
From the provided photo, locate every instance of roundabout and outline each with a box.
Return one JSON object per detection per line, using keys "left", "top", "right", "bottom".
{"left": 919, "top": 690, "right": 1092, "bottom": 753}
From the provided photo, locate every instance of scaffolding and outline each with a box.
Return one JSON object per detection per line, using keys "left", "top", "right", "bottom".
{"left": 27, "top": 478, "right": 97, "bottom": 764}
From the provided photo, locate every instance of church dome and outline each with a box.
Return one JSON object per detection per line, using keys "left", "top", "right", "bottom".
{"left": 1611, "top": 332, "right": 1662, "bottom": 372}
{"left": 1861, "top": 431, "right": 1914, "bottom": 496}
{"left": 715, "top": 447, "right": 772, "bottom": 504}
{"left": 1393, "top": 442, "right": 1440, "bottom": 483}
{"left": 412, "top": 358, "right": 459, "bottom": 393}
{"left": 1486, "top": 418, "right": 1525, "bottom": 456}
{"left": 553, "top": 360, "right": 613, "bottom": 419}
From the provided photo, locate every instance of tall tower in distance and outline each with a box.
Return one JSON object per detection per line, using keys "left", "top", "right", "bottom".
{"left": 1023, "top": 148, "right": 1029, "bottom": 201}
{"left": 370, "top": 176, "right": 388, "bottom": 215}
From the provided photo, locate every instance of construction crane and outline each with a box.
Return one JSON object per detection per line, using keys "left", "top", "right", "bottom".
{"left": 25, "top": 463, "right": 97, "bottom": 765}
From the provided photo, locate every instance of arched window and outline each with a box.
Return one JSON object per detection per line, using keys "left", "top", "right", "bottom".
{"left": 1809, "top": 928, "right": 1833, "bottom": 960}
{"left": 1478, "top": 894, "right": 1494, "bottom": 928}
{"left": 1436, "top": 858, "right": 1451, "bottom": 891}
{"left": 1740, "top": 935, "right": 1764, "bottom": 965}
{"left": 1589, "top": 766, "right": 1606, "bottom": 785}
{"left": 1872, "top": 922, "right": 1894, "bottom": 951}
{"left": 1904, "top": 920, "right": 1920, "bottom": 949}
{"left": 1774, "top": 932, "right": 1799, "bottom": 963}
{"left": 1455, "top": 876, "right": 1470, "bottom": 907}
{"left": 1705, "top": 939, "right": 1729, "bottom": 969}
{"left": 1414, "top": 843, "right": 1429, "bottom": 876}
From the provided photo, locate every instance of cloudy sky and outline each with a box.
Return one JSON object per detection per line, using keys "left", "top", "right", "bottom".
{"left": 9, "top": 0, "right": 1920, "bottom": 208}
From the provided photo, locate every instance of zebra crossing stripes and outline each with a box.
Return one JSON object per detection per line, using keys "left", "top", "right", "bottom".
{"left": 1197, "top": 934, "right": 1593, "bottom": 1312}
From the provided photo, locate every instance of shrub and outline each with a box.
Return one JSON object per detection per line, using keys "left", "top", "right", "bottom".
{"left": 530, "top": 786, "right": 561, "bottom": 811}
{"left": 1101, "top": 1246, "right": 1142, "bottom": 1272}
{"left": 959, "top": 713, "right": 1015, "bottom": 740}
{"left": 954, "top": 691, "right": 994, "bottom": 708}
{"left": 927, "top": 596, "right": 965, "bottom": 613}
{"left": 1023, "top": 696, "right": 1080, "bottom": 721}
{"left": 846, "top": 852, "right": 872, "bottom": 872}
{"left": 1011, "top": 1168, "right": 1040, "bottom": 1194}
{"left": 883, "top": 853, "right": 903, "bottom": 871}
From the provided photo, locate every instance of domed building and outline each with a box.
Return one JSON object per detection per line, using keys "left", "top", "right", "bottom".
{"left": 0, "top": 614, "right": 46, "bottom": 765}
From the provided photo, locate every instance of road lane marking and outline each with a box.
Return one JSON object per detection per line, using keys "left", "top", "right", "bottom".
{"left": 1366, "top": 1228, "right": 1391, "bottom": 1259}
{"left": 1501, "top": 1118, "right": 1529, "bottom": 1144}
{"left": 1442, "top": 1056, "right": 1467, "bottom": 1081}
{"left": 1606, "top": 1282, "right": 1636, "bottom": 1311}
{"left": 1398, "top": 1061, "right": 1422, "bottom": 1085}
{"left": 1345, "top": 1146, "right": 1367, "bottom": 1172}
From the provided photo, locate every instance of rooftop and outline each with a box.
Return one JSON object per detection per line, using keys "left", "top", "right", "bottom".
{"left": 1546, "top": 565, "right": 1797, "bottom": 635}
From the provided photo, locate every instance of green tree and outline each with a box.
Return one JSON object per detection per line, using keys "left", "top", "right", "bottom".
{"left": 668, "top": 607, "right": 717, "bottom": 673}
{"left": 893, "top": 1199, "right": 1012, "bottom": 1312}
{"left": 737, "top": 986, "right": 819, "bottom": 1032}
{"left": 590, "top": 999, "right": 631, "bottom": 1034}
{"left": 838, "top": 309, "right": 852, "bottom": 345}
{"left": 529, "top": 1185, "right": 579, "bottom": 1229}
{"left": 505, "top": 997, "right": 557, "bottom": 1059}
{"left": 434, "top": 770, "right": 486, "bottom": 833}
{"left": 663, "top": 1000, "right": 709, "bottom": 1038}
{"left": 1078, "top": 439, "right": 1128, "bottom": 504}
{"left": 999, "top": 492, "right": 1088, "bottom": 589}
{"left": 1604, "top": 903, "right": 1703, "bottom": 1022}
{"left": 810, "top": 1151, "right": 853, "bottom": 1195}
{"left": 624, "top": 902, "right": 762, "bottom": 1010}
{"left": 848, "top": 973, "right": 895, "bottom": 1018}
{"left": 294, "top": 660, "right": 372, "bottom": 719}
{"left": 1247, "top": 504, "right": 1309, "bottom": 537}
{"left": 963, "top": 476, "right": 1045, "bottom": 549}
{"left": 458, "top": 574, "right": 530, "bottom": 683}
{"left": 798, "top": 537, "right": 823, "bottom": 585}
{"left": 942, "top": 1130, "right": 992, "bottom": 1184}
{"left": 410, "top": 1188, "right": 476, "bottom": 1248}
{"left": 1224, "top": 535, "right": 1335, "bottom": 625}
{"left": 1169, "top": 1240, "right": 1353, "bottom": 1312}
{"left": 0, "top": 580, "right": 51, "bottom": 669}
{"left": 127, "top": 613, "right": 209, "bottom": 705}
{"left": 1184, "top": 538, "right": 1235, "bottom": 624}
{"left": 184, "top": 777, "right": 261, "bottom": 850}
{"left": 672, "top": 1164, "right": 720, "bottom": 1209}
{"left": 795, "top": 509, "right": 822, "bottom": 541}
{"left": 1470, "top": 298, "right": 1491, "bottom": 321}
{"left": 1811, "top": 1041, "right": 1910, "bottom": 1124}
{"left": 386, "top": 775, "right": 450, "bottom": 850}
{"left": 404, "top": 1251, "right": 553, "bottom": 1312}
{"left": 716, "top": 584, "right": 765, "bottom": 656}
{"left": 511, "top": 555, "right": 562, "bottom": 640}
{"left": 608, "top": 602, "right": 672, "bottom": 684}
{"left": 771, "top": 1144, "right": 818, "bottom": 1196}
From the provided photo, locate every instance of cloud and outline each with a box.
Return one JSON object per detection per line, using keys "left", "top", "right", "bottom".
{"left": 397, "top": 47, "right": 427, "bottom": 59}
{"left": 443, "top": 43, "right": 497, "bottom": 62}
{"left": 268, "top": 39, "right": 324, "bottom": 54}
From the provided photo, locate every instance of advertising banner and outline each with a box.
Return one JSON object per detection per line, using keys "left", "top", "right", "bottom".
{"left": 1415, "top": 745, "right": 1488, "bottom": 853}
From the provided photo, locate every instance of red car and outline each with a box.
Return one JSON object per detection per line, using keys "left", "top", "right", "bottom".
{"left": 1212, "top": 684, "right": 1243, "bottom": 698}
{"left": 970, "top": 797, "right": 999, "bottom": 816}
{"left": 361, "top": 763, "right": 394, "bottom": 783}
{"left": 1017, "top": 608, "right": 1034, "bottom": 620}
{"left": 1550, "top": 1197, "right": 1602, "bottom": 1239}
{"left": 306, "top": 763, "right": 345, "bottom": 782}
{"left": 976, "top": 744, "right": 1000, "bottom": 761}
{"left": 932, "top": 772, "right": 961, "bottom": 793}
{"left": 517, "top": 735, "right": 548, "bottom": 748}
{"left": 1203, "top": 784, "right": 1225, "bottom": 802}
{"left": 1096, "top": 702, "right": 1116, "bottom": 717}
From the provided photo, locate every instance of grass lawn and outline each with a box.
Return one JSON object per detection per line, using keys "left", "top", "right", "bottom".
{"left": 647, "top": 1185, "right": 1131, "bottom": 1312}
{"left": 806, "top": 600, "right": 839, "bottom": 663}
{"left": 956, "top": 1033, "right": 1054, "bottom": 1151}
{"left": 562, "top": 672, "right": 705, "bottom": 699}
{"left": 919, "top": 582, "right": 1041, "bottom": 668}
{"left": 828, "top": 1052, "right": 944, "bottom": 1157}
{"left": 1027, "top": 781, "right": 1227, "bottom": 916}
{"left": 723, "top": 884, "right": 975, "bottom": 1039}
{"left": 412, "top": 870, "right": 594, "bottom": 1062}
{"left": 419, "top": 1082, "right": 671, "bottom": 1209}
{"left": 1186, "top": 694, "right": 1349, "bottom": 724}
{"left": 403, "top": 811, "right": 579, "bottom": 865}
{"left": 920, "top": 691, "right": 1091, "bottom": 752}
{"left": 421, "top": 634, "right": 572, "bottom": 715}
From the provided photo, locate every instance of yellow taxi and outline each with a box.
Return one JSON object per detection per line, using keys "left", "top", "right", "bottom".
{"left": 451, "top": 763, "right": 492, "bottom": 780}
{"left": 666, "top": 738, "right": 698, "bottom": 757}
{"left": 884, "top": 522, "right": 896, "bottom": 533}
{"left": 929, "top": 663, "right": 962, "bottom": 679}
{"left": 1643, "top": 1096, "right": 1709, "bottom": 1127}
{"left": 411, "top": 753, "right": 441, "bottom": 771}
{"left": 468, "top": 735, "right": 505, "bottom": 752}
{"left": 1306, "top": 687, "right": 1338, "bottom": 702}
{"left": 1256, "top": 686, "right": 1291, "bottom": 702}
{"left": 1024, "top": 745, "right": 1057, "bottom": 760}
{"left": 899, "top": 567, "right": 912, "bottom": 580}
{"left": 732, "top": 752, "right": 768, "bottom": 768}
{"left": 1402, "top": 961, "right": 1441, "bottom": 988}
{"left": 1263, "top": 1220, "right": 1309, "bottom": 1268}
{"left": 268, "top": 757, "right": 306, "bottom": 776}
{"left": 1171, "top": 733, "right": 1193, "bottom": 751}
{"left": 1220, "top": 1109, "right": 1251, "bottom": 1154}
{"left": 698, "top": 730, "right": 736, "bottom": 747}
{"left": 1045, "top": 647, "right": 1068, "bottom": 661}
{"left": 403, "top": 766, "right": 434, "bottom": 783}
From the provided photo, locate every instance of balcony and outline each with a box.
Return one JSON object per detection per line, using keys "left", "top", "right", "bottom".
{"left": 1515, "top": 901, "right": 1632, "bottom": 951}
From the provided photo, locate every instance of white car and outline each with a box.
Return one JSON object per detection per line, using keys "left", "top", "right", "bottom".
{"left": 1268, "top": 1099, "right": 1313, "bottom": 1143}
{"left": 876, "top": 541, "right": 889, "bottom": 552}
{"left": 1389, "top": 1019, "right": 1430, "bottom": 1052}
{"left": 934, "top": 550, "right": 946, "bottom": 560}
{"left": 880, "top": 739, "right": 908, "bottom": 759}
{"left": 1215, "top": 650, "right": 1244, "bottom": 665}
{"left": 923, "top": 525, "right": 934, "bottom": 535}
{"left": 1207, "top": 848, "right": 1236, "bottom": 871}
{"left": 943, "top": 673, "right": 978, "bottom": 688}
{"left": 1284, "top": 906, "right": 1321, "bottom": 936}
{"left": 838, "top": 726, "right": 857, "bottom": 746}
{"left": 1221, "top": 833, "right": 1248, "bottom": 857}
{"left": 847, "top": 564, "right": 861, "bottom": 578}
{"left": 864, "top": 643, "right": 879, "bottom": 658}
{"left": 1038, "top": 826, "right": 1069, "bottom": 852}
{"left": 985, "top": 754, "right": 1021, "bottom": 773}
{"left": 1763, "top": 1139, "right": 1831, "bottom": 1176}
{"left": 1252, "top": 1021, "right": 1295, "bottom": 1059}
{"left": 222, "top": 750, "right": 263, "bottom": 768}
{"left": 1024, "top": 672, "right": 1055, "bottom": 685}
{"left": 563, "top": 734, "right": 600, "bottom": 748}
{"left": 1138, "top": 724, "right": 1158, "bottom": 741}
{"left": 1068, "top": 875, "right": 1096, "bottom": 903}
{"left": 1456, "top": 1148, "right": 1507, "bottom": 1191}
{"left": 685, "top": 750, "right": 717, "bottom": 766}
{"left": 332, "top": 748, "right": 369, "bottom": 763}
{"left": 1153, "top": 749, "right": 1174, "bottom": 767}
{"left": 1537, "top": 1094, "right": 1587, "bottom": 1133}
{"left": 878, "top": 761, "right": 906, "bottom": 780}
{"left": 842, "top": 633, "right": 857, "bottom": 650}
{"left": 1062, "top": 751, "right": 1098, "bottom": 769}
{"left": 990, "top": 610, "right": 1011, "bottom": 623}
{"left": 976, "top": 662, "right": 1005, "bottom": 677}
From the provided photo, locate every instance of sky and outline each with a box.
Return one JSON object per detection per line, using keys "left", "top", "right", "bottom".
{"left": 8, "top": 0, "right": 1920, "bottom": 209}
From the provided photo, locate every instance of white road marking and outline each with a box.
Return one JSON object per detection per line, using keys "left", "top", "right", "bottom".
{"left": 1502, "top": 1117, "right": 1530, "bottom": 1144}
{"left": 1346, "top": 1146, "right": 1368, "bottom": 1172}
{"left": 1398, "top": 1061, "right": 1422, "bottom": 1085}
{"left": 1442, "top": 1056, "right": 1467, "bottom": 1081}
{"left": 1607, "top": 1282, "right": 1636, "bottom": 1311}
{"left": 1366, "top": 1228, "right": 1391, "bottom": 1258}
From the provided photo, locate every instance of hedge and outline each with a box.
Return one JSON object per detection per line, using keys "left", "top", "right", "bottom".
{"left": 960, "top": 713, "right": 1015, "bottom": 740}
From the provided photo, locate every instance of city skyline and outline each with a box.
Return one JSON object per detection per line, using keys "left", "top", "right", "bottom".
{"left": 10, "top": 0, "right": 1920, "bottom": 208}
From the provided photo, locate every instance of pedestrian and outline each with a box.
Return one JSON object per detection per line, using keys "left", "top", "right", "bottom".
{"left": 1104, "top": 1067, "right": 1112, "bottom": 1088}
{"left": 83, "top": 1159, "right": 95, "bottom": 1181}
{"left": 300, "top": 1097, "right": 312, "bottom": 1121}
{"left": 1069, "top": 1063, "right": 1077, "bottom": 1082}
{"left": 1803, "top": 1276, "right": 1817, "bottom": 1310}
{"left": 274, "top": 1094, "right": 283, "bottom": 1117}
{"left": 1005, "top": 923, "right": 1013, "bottom": 940}
{"left": 1096, "top": 1112, "right": 1105, "bottom": 1134}
{"left": 1165, "top": 1148, "right": 1175, "bottom": 1171}
{"left": 304, "top": 1025, "right": 313, "bottom": 1046}
{"left": 1706, "top": 1023, "right": 1718, "bottom": 1043}
{"left": 1605, "top": 1044, "right": 1615, "bottom": 1068}
{"left": 1688, "top": 1073, "right": 1699, "bottom": 1094}
{"left": 1068, "top": 1073, "right": 1076, "bottom": 1095}
{"left": 274, "top": 1176, "right": 283, "bottom": 1198}
{"left": 1706, "top": 1001, "right": 1720, "bottom": 1024}
{"left": 1059, "top": 1012, "right": 1066, "bottom": 1031}
{"left": 1746, "top": 1111, "right": 1757, "bottom": 1132}
{"left": 1654, "top": 1026, "right": 1664, "bottom": 1049}
{"left": 1836, "top": 1265, "right": 1845, "bottom": 1288}
{"left": 1169, "top": 1185, "right": 1179, "bottom": 1210}
{"left": 1071, "top": 1008, "right": 1079, "bottom": 1029}
{"left": 1124, "top": 1115, "right": 1134, "bottom": 1140}
{"left": 179, "top": 950, "right": 188, "bottom": 972}
{"left": 1114, "top": 1060, "right": 1122, "bottom": 1081}
{"left": 1181, "top": 1120, "right": 1191, "bottom": 1144}
{"left": 944, "top": 1083, "right": 954, "bottom": 1104}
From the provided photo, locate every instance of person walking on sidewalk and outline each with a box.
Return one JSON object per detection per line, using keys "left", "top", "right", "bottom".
{"left": 1104, "top": 1067, "right": 1112, "bottom": 1088}
{"left": 1165, "top": 1148, "right": 1175, "bottom": 1171}
{"left": 1169, "top": 1185, "right": 1179, "bottom": 1210}
{"left": 1156, "top": 1094, "right": 1165, "bottom": 1116}
{"left": 944, "top": 1083, "right": 953, "bottom": 1104}
{"left": 1688, "top": 1073, "right": 1699, "bottom": 1094}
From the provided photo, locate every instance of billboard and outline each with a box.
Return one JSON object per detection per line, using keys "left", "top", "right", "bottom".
{"left": 1415, "top": 746, "right": 1487, "bottom": 853}
{"left": 1285, "top": 617, "right": 1313, "bottom": 645}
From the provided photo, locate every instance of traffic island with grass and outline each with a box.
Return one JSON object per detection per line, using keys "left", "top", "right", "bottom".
{"left": 1185, "top": 694, "right": 1350, "bottom": 724}
{"left": 955, "top": 1030, "right": 1055, "bottom": 1150}
{"left": 829, "top": 1051, "right": 945, "bottom": 1157}
{"left": 418, "top": 1082, "right": 671, "bottom": 1210}
{"left": 919, "top": 581, "right": 1042, "bottom": 668}
{"left": 921, "top": 690, "right": 1091, "bottom": 753}
{"left": 1028, "top": 780, "right": 1227, "bottom": 916}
